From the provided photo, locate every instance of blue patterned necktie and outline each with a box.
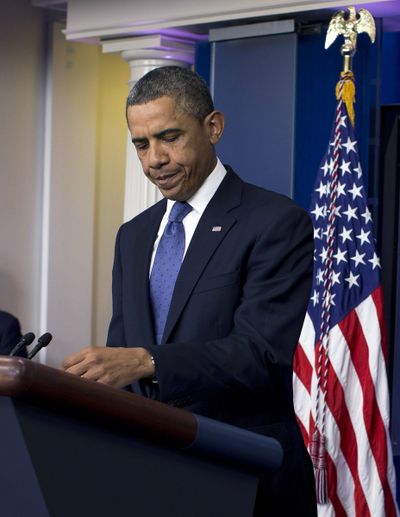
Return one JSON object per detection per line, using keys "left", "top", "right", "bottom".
{"left": 150, "top": 201, "right": 192, "bottom": 344}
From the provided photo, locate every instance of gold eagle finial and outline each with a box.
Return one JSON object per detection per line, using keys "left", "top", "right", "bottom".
{"left": 325, "top": 7, "right": 376, "bottom": 126}
{"left": 325, "top": 7, "right": 376, "bottom": 58}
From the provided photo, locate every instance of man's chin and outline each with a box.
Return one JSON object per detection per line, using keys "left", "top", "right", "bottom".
{"left": 159, "top": 188, "right": 188, "bottom": 202}
{"left": 151, "top": 176, "right": 193, "bottom": 202}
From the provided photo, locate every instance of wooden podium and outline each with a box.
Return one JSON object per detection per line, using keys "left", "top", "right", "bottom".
{"left": 0, "top": 357, "right": 282, "bottom": 517}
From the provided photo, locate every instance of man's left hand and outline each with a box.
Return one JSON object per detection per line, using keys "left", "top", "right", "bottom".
{"left": 62, "top": 346, "right": 155, "bottom": 389}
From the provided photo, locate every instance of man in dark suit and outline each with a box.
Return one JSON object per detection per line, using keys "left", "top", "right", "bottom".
{"left": 0, "top": 310, "right": 27, "bottom": 357}
{"left": 63, "top": 66, "right": 316, "bottom": 515}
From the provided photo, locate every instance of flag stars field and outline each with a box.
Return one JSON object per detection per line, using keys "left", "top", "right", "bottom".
{"left": 351, "top": 250, "right": 366, "bottom": 267}
{"left": 329, "top": 140, "right": 342, "bottom": 150}
{"left": 331, "top": 271, "right": 341, "bottom": 286}
{"left": 368, "top": 252, "right": 381, "bottom": 270}
{"left": 343, "top": 204, "right": 358, "bottom": 221}
{"left": 314, "top": 227, "right": 322, "bottom": 240}
{"left": 322, "top": 291, "right": 336, "bottom": 307}
{"left": 315, "top": 181, "right": 328, "bottom": 197}
{"left": 337, "top": 181, "right": 347, "bottom": 197}
{"left": 333, "top": 205, "right": 342, "bottom": 218}
{"left": 321, "top": 161, "right": 330, "bottom": 176}
{"left": 348, "top": 183, "right": 363, "bottom": 200}
{"left": 340, "top": 159, "right": 352, "bottom": 174}
{"left": 339, "top": 226, "right": 353, "bottom": 243}
{"left": 334, "top": 248, "right": 347, "bottom": 264}
{"left": 311, "top": 290, "right": 320, "bottom": 306}
{"left": 311, "top": 203, "right": 326, "bottom": 221}
{"left": 316, "top": 269, "right": 324, "bottom": 285}
{"left": 361, "top": 207, "right": 372, "bottom": 224}
{"left": 354, "top": 163, "right": 363, "bottom": 178}
{"left": 356, "top": 228, "right": 371, "bottom": 245}
{"left": 345, "top": 271, "right": 360, "bottom": 288}
{"left": 342, "top": 136, "right": 357, "bottom": 154}
{"left": 319, "top": 246, "right": 329, "bottom": 263}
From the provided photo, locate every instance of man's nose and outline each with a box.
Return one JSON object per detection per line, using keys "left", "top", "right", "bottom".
{"left": 148, "top": 142, "right": 169, "bottom": 169}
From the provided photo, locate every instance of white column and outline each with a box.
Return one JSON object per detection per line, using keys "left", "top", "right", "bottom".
{"left": 102, "top": 36, "right": 196, "bottom": 222}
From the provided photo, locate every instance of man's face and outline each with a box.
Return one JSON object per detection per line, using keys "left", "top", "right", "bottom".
{"left": 127, "top": 96, "right": 223, "bottom": 202}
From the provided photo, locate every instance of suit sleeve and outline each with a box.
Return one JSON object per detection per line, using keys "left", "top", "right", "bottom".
{"left": 0, "top": 313, "right": 25, "bottom": 357}
{"left": 106, "top": 228, "right": 126, "bottom": 348}
{"left": 147, "top": 204, "right": 314, "bottom": 409}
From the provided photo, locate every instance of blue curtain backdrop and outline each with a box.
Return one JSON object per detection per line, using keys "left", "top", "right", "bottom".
{"left": 211, "top": 33, "right": 297, "bottom": 198}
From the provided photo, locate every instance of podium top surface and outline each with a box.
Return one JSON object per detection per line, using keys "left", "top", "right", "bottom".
{"left": 0, "top": 356, "right": 196, "bottom": 447}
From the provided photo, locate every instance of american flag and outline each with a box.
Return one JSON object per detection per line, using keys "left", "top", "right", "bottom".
{"left": 293, "top": 73, "right": 399, "bottom": 516}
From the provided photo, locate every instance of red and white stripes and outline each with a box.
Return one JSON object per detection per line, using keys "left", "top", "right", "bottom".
{"left": 294, "top": 286, "right": 398, "bottom": 516}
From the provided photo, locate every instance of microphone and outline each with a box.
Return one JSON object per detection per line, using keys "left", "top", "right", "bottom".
{"left": 28, "top": 333, "right": 53, "bottom": 360}
{"left": 9, "top": 332, "right": 35, "bottom": 356}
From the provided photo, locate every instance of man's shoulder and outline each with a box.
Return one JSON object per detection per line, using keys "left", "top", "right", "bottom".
{"left": 0, "top": 310, "right": 19, "bottom": 328}
{"left": 0, "top": 311, "right": 21, "bottom": 345}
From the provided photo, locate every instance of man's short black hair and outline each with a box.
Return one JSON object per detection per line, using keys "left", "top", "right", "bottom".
{"left": 126, "top": 66, "right": 214, "bottom": 121}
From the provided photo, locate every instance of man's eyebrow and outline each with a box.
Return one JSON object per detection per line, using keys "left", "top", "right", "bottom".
{"left": 131, "top": 128, "right": 182, "bottom": 144}
{"left": 154, "top": 128, "right": 182, "bottom": 138}
{"left": 131, "top": 136, "right": 147, "bottom": 144}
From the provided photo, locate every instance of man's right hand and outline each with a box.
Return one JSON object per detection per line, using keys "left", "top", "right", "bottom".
{"left": 62, "top": 346, "right": 155, "bottom": 388}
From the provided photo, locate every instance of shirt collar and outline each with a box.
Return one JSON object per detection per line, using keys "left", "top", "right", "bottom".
{"left": 165, "top": 158, "right": 227, "bottom": 216}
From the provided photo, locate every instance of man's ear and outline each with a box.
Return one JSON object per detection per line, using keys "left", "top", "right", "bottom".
{"left": 205, "top": 110, "right": 224, "bottom": 144}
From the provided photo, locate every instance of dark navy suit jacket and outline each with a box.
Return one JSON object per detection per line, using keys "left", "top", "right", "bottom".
{"left": 107, "top": 168, "right": 317, "bottom": 515}
{"left": 0, "top": 310, "right": 27, "bottom": 357}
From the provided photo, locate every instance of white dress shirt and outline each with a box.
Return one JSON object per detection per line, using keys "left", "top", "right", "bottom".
{"left": 149, "top": 158, "right": 227, "bottom": 272}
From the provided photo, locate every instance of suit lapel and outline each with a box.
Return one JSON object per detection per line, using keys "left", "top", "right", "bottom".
{"left": 130, "top": 199, "right": 166, "bottom": 346}
{"left": 162, "top": 170, "right": 243, "bottom": 344}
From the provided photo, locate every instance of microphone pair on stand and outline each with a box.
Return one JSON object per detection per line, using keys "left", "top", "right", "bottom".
{"left": 9, "top": 332, "right": 53, "bottom": 360}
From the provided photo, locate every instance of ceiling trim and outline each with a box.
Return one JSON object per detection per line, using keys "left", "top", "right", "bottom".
{"left": 63, "top": 0, "right": 387, "bottom": 42}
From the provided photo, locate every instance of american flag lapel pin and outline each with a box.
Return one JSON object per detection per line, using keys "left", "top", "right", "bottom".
{"left": 212, "top": 225, "right": 222, "bottom": 232}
